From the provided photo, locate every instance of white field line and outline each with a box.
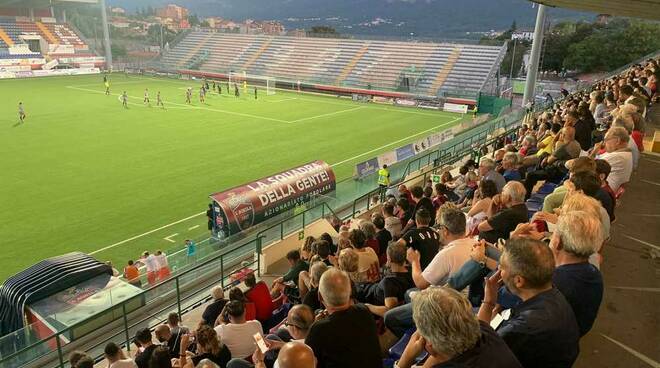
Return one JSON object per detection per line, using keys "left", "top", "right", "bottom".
{"left": 164, "top": 233, "right": 179, "bottom": 243}
{"left": 289, "top": 106, "right": 365, "bottom": 123}
{"left": 66, "top": 86, "right": 291, "bottom": 124}
{"left": 188, "top": 225, "right": 200, "bottom": 231}
{"left": 267, "top": 97, "right": 298, "bottom": 103}
{"left": 330, "top": 116, "right": 461, "bottom": 167}
{"left": 89, "top": 212, "right": 203, "bottom": 255}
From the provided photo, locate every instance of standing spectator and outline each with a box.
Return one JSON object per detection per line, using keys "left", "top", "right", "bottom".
{"left": 124, "top": 260, "right": 141, "bottom": 287}
{"left": 143, "top": 251, "right": 158, "bottom": 285}
{"left": 244, "top": 273, "right": 274, "bottom": 324}
{"left": 402, "top": 186, "right": 436, "bottom": 232}
{"left": 155, "top": 250, "right": 170, "bottom": 280}
{"left": 398, "top": 209, "right": 439, "bottom": 270}
{"left": 395, "top": 287, "right": 522, "bottom": 368}
{"left": 396, "top": 198, "right": 413, "bottom": 227}
{"left": 106, "top": 261, "right": 120, "bottom": 277}
{"left": 591, "top": 126, "right": 633, "bottom": 191}
{"left": 134, "top": 328, "right": 158, "bottom": 368}
{"left": 478, "top": 181, "right": 528, "bottom": 244}
{"left": 215, "top": 301, "right": 263, "bottom": 359}
{"left": 382, "top": 203, "right": 402, "bottom": 239}
{"left": 104, "top": 342, "right": 137, "bottom": 368}
{"left": 203, "top": 286, "right": 228, "bottom": 326}
{"left": 186, "top": 239, "right": 197, "bottom": 263}
{"left": 207, "top": 204, "right": 214, "bottom": 235}
{"left": 377, "top": 164, "right": 390, "bottom": 200}
{"left": 305, "top": 269, "right": 381, "bottom": 368}
{"left": 478, "top": 158, "right": 506, "bottom": 193}
{"left": 478, "top": 238, "right": 580, "bottom": 368}
{"left": 372, "top": 214, "right": 392, "bottom": 265}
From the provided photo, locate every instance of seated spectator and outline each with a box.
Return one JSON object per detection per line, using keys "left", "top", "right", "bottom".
{"left": 432, "top": 183, "right": 449, "bottom": 210}
{"left": 360, "top": 242, "right": 413, "bottom": 316}
{"left": 524, "top": 126, "right": 581, "bottom": 196}
{"left": 149, "top": 346, "right": 173, "bottom": 368}
{"left": 590, "top": 126, "right": 633, "bottom": 191}
{"left": 348, "top": 229, "right": 380, "bottom": 283}
{"left": 398, "top": 184, "right": 414, "bottom": 205}
{"left": 448, "top": 165, "right": 469, "bottom": 197}
{"left": 478, "top": 157, "right": 506, "bottom": 193}
{"left": 567, "top": 171, "right": 614, "bottom": 222}
{"left": 338, "top": 247, "right": 360, "bottom": 283}
{"left": 244, "top": 273, "right": 274, "bottom": 324}
{"left": 395, "top": 287, "right": 522, "bottom": 368}
{"left": 252, "top": 342, "right": 316, "bottom": 368}
{"left": 134, "top": 327, "right": 158, "bottom": 368}
{"left": 305, "top": 268, "right": 381, "bottom": 368}
{"left": 301, "top": 262, "right": 328, "bottom": 311}
{"left": 215, "top": 300, "right": 263, "bottom": 359}
{"left": 75, "top": 357, "right": 94, "bottom": 368}
{"left": 478, "top": 181, "right": 528, "bottom": 244}
{"left": 398, "top": 209, "right": 440, "bottom": 270}
{"left": 271, "top": 250, "right": 308, "bottom": 297}
{"left": 155, "top": 324, "right": 180, "bottom": 359}
{"left": 478, "top": 238, "right": 580, "bottom": 368}
{"left": 70, "top": 351, "right": 91, "bottom": 368}
{"left": 203, "top": 286, "right": 229, "bottom": 326}
{"left": 409, "top": 207, "right": 475, "bottom": 289}
{"left": 299, "top": 236, "right": 316, "bottom": 262}
{"left": 402, "top": 185, "right": 436, "bottom": 232}
{"left": 359, "top": 221, "right": 380, "bottom": 257}
{"left": 575, "top": 105, "right": 596, "bottom": 151}
{"left": 541, "top": 156, "right": 597, "bottom": 213}
{"left": 595, "top": 159, "right": 616, "bottom": 203}
{"left": 180, "top": 324, "right": 232, "bottom": 368}
{"left": 502, "top": 152, "right": 522, "bottom": 182}
{"left": 518, "top": 135, "right": 538, "bottom": 156}
{"left": 550, "top": 211, "right": 604, "bottom": 336}
{"left": 611, "top": 118, "right": 639, "bottom": 169}
{"left": 467, "top": 180, "right": 498, "bottom": 234}
{"left": 372, "top": 214, "right": 392, "bottom": 264}
{"left": 382, "top": 203, "right": 403, "bottom": 239}
{"left": 104, "top": 342, "right": 137, "bottom": 368}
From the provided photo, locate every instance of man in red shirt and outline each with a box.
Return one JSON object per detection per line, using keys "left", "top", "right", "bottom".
{"left": 244, "top": 273, "right": 274, "bottom": 324}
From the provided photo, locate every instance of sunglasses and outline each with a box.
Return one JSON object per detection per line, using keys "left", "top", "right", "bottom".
{"left": 284, "top": 321, "right": 303, "bottom": 329}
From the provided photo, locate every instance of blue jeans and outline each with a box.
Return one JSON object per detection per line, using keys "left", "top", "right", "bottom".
{"left": 384, "top": 303, "right": 413, "bottom": 338}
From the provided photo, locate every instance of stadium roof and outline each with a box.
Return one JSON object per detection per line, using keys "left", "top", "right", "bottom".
{"left": 530, "top": 0, "right": 660, "bottom": 20}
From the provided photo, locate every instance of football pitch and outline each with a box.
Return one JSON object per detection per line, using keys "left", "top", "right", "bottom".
{"left": 0, "top": 74, "right": 465, "bottom": 281}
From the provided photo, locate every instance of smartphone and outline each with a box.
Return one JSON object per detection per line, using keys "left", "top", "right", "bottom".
{"left": 254, "top": 333, "right": 268, "bottom": 354}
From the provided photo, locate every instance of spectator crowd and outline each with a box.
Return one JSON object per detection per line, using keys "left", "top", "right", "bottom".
{"left": 71, "top": 56, "right": 657, "bottom": 368}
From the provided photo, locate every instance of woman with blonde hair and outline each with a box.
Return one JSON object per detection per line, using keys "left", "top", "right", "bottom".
{"left": 178, "top": 324, "right": 231, "bottom": 368}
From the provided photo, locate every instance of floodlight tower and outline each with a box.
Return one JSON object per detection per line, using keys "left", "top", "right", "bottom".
{"left": 99, "top": 0, "right": 112, "bottom": 69}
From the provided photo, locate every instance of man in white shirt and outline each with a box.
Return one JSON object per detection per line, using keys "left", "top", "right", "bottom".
{"left": 407, "top": 208, "right": 475, "bottom": 289}
{"left": 104, "top": 342, "right": 137, "bottom": 368}
{"left": 143, "top": 251, "right": 159, "bottom": 285}
{"left": 592, "top": 126, "right": 633, "bottom": 192}
{"left": 215, "top": 300, "right": 263, "bottom": 359}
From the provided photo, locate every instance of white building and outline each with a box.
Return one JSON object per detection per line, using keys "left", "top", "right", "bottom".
{"left": 511, "top": 29, "right": 534, "bottom": 41}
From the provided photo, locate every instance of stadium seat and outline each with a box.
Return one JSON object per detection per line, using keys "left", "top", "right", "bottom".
{"left": 388, "top": 328, "right": 428, "bottom": 364}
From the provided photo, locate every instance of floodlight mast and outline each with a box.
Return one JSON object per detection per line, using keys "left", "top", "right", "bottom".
{"left": 99, "top": 0, "right": 112, "bottom": 70}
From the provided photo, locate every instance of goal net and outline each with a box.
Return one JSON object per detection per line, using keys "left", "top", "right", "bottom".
{"left": 266, "top": 77, "right": 276, "bottom": 95}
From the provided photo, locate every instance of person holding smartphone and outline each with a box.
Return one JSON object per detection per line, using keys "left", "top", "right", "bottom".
{"left": 177, "top": 325, "right": 231, "bottom": 368}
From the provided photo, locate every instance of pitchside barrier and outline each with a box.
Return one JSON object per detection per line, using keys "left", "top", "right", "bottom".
{"left": 0, "top": 102, "right": 525, "bottom": 368}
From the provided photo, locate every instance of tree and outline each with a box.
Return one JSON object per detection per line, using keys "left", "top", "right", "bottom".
{"left": 188, "top": 14, "right": 200, "bottom": 27}
{"left": 511, "top": 20, "right": 517, "bottom": 32}
{"left": 499, "top": 40, "right": 530, "bottom": 78}
{"left": 308, "top": 26, "right": 339, "bottom": 36}
{"left": 111, "top": 43, "right": 127, "bottom": 58}
{"left": 200, "top": 20, "right": 210, "bottom": 28}
{"left": 563, "top": 20, "right": 660, "bottom": 72}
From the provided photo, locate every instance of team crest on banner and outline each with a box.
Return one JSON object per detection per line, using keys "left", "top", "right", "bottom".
{"left": 224, "top": 191, "right": 255, "bottom": 231}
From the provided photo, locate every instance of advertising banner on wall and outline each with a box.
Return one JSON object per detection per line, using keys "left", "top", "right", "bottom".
{"left": 210, "top": 161, "right": 336, "bottom": 236}
{"left": 395, "top": 144, "right": 416, "bottom": 161}
{"left": 355, "top": 158, "right": 379, "bottom": 178}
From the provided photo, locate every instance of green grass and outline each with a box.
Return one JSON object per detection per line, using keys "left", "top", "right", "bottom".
{"left": 0, "top": 74, "right": 464, "bottom": 282}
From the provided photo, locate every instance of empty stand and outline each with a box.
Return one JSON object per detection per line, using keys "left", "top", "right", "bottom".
{"left": 160, "top": 32, "right": 504, "bottom": 97}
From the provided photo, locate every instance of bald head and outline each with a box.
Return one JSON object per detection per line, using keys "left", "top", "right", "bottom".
{"left": 277, "top": 342, "right": 316, "bottom": 368}
{"left": 318, "top": 268, "right": 351, "bottom": 308}
{"left": 154, "top": 325, "right": 171, "bottom": 343}
{"left": 287, "top": 304, "right": 315, "bottom": 339}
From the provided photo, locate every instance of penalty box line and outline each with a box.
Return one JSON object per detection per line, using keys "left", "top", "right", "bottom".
{"left": 90, "top": 116, "right": 461, "bottom": 255}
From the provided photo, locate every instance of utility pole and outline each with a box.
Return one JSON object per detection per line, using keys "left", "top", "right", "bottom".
{"left": 522, "top": 4, "right": 546, "bottom": 107}
{"left": 99, "top": 0, "right": 113, "bottom": 70}
{"left": 509, "top": 38, "right": 517, "bottom": 82}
